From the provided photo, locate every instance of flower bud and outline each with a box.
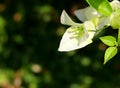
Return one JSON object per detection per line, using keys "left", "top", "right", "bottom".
{"left": 110, "top": 0, "right": 120, "bottom": 11}
{"left": 110, "top": 9, "right": 120, "bottom": 29}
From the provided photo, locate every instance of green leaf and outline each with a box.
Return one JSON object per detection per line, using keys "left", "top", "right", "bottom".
{"left": 104, "top": 47, "right": 117, "bottom": 64}
{"left": 86, "top": 0, "right": 113, "bottom": 16}
{"left": 100, "top": 36, "right": 117, "bottom": 46}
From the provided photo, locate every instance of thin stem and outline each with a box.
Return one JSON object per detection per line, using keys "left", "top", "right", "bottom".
{"left": 118, "top": 28, "right": 120, "bottom": 45}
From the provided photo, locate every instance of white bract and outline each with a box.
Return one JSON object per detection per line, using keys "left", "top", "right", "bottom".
{"left": 74, "top": 6, "right": 110, "bottom": 30}
{"left": 58, "top": 0, "right": 120, "bottom": 52}
{"left": 58, "top": 10, "right": 96, "bottom": 52}
{"left": 74, "top": 0, "right": 120, "bottom": 30}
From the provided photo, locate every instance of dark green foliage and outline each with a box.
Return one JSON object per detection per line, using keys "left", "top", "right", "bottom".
{"left": 0, "top": 0, "right": 120, "bottom": 88}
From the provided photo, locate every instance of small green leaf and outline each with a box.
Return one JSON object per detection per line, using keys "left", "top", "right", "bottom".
{"left": 100, "top": 36, "right": 116, "bottom": 46}
{"left": 86, "top": 0, "right": 113, "bottom": 16}
{"left": 104, "top": 47, "right": 117, "bottom": 64}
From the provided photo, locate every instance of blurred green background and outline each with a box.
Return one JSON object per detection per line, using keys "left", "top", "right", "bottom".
{"left": 0, "top": 0, "right": 120, "bottom": 88}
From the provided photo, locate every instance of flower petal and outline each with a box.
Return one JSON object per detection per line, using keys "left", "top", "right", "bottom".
{"left": 84, "top": 21, "right": 96, "bottom": 39}
{"left": 97, "top": 16, "right": 110, "bottom": 30}
{"left": 61, "top": 10, "right": 81, "bottom": 26}
{"left": 74, "top": 7, "right": 99, "bottom": 22}
{"left": 82, "top": 21, "right": 95, "bottom": 45}
{"left": 58, "top": 26, "right": 92, "bottom": 52}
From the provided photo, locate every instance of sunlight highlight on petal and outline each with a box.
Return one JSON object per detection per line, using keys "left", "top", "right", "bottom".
{"left": 84, "top": 21, "right": 96, "bottom": 39}
{"left": 74, "top": 7, "right": 99, "bottom": 22}
{"left": 97, "top": 16, "right": 110, "bottom": 30}
{"left": 61, "top": 10, "right": 81, "bottom": 26}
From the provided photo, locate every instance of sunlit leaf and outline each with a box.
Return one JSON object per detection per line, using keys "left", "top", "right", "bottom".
{"left": 104, "top": 47, "right": 117, "bottom": 64}
{"left": 100, "top": 36, "right": 117, "bottom": 46}
{"left": 86, "top": 0, "right": 113, "bottom": 16}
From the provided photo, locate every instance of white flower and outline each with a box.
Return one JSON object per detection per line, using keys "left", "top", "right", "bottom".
{"left": 58, "top": 0, "right": 120, "bottom": 52}
{"left": 74, "top": 7, "right": 110, "bottom": 30}
{"left": 74, "top": 0, "right": 120, "bottom": 30}
{"left": 58, "top": 10, "right": 96, "bottom": 52}
{"left": 74, "top": 6, "right": 100, "bottom": 22}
